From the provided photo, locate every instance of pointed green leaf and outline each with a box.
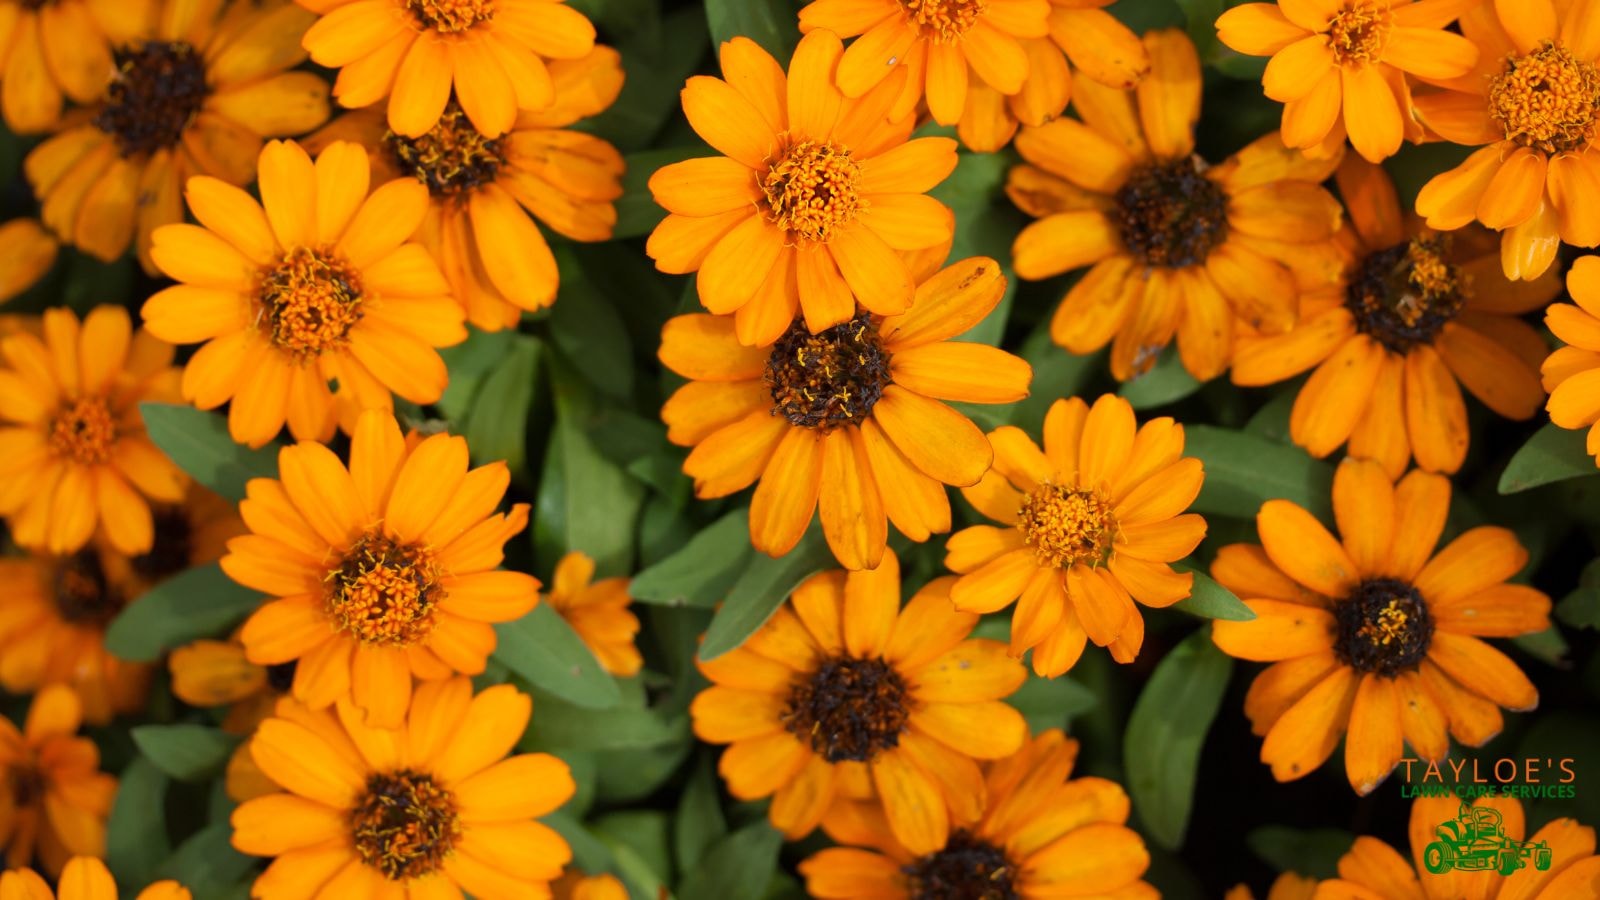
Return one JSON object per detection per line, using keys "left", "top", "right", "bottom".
{"left": 131, "top": 724, "right": 239, "bottom": 782}
{"left": 698, "top": 524, "right": 832, "bottom": 661}
{"left": 677, "top": 822, "right": 782, "bottom": 900}
{"left": 705, "top": 0, "right": 797, "bottom": 61}
{"left": 1499, "top": 422, "right": 1596, "bottom": 494}
{"left": 104, "top": 562, "right": 263, "bottom": 662}
{"left": 106, "top": 758, "right": 170, "bottom": 889}
{"left": 631, "top": 510, "right": 752, "bottom": 607}
{"left": 1184, "top": 425, "right": 1335, "bottom": 521}
{"left": 139, "top": 403, "right": 279, "bottom": 502}
{"left": 1173, "top": 570, "right": 1256, "bottom": 621}
{"left": 493, "top": 603, "right": 621, "bottom": 710}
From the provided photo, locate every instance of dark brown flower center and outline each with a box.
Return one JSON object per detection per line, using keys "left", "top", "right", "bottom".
{"left": 405, "top": 0, "right": 494, "bottom": 32}
{"left": 1018, "top": 483, "right": 1117, "bottom": 569}
{"left": 783, "top": 656, "right": 909, "bottom": 763}
{"left": 388, "top": 100, "right": 506, "bottom": 198}
{"left": 766, "top": 313, "right": 892, "bottom": 431}
{"left": 131, "top": 508, "right": 193, "bottom": 581}
{"left": 761, "top": 136, "right": 863, "bottom": 245}
{"left": 325, "top": 533, "right": 444, "bottom": 647}
{"left": 94, "top": 41, "right": 210, "bottom": 157}
{"left": 48, "top": 396, "right": 116, "bottom": 465}
{"left": 8, "top": 764, "right": 44, "bottom": 808}
{"left": 904, "top": 831, "right": 1018, "bottom": 900}
{"left": 350, "top": 769, "right": 461, "bottom": 880}
{"left": 53, "top": 551, "right": 120, "bottom": 626}
{"left": 1114, "top": 158, "right": 1229, "bottom": 268}
{"left": 1489, "top": 42, "right": 1600, "bottom": 153}
{"left": 1346, "top": 236, "right": 1462, "bottom": 353}
{"left": 259, "top": 246, "right": 364, "bottom": 360}
{"left": 1333, "top": 578, "right": 1434, "bottom": 676}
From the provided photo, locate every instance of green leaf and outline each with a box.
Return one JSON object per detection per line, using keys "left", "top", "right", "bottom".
{"left": 1247, "top": 826, "right": 1356, "bottom": 879}
{"left": 699, "top": 524, "right": 833, "bottom": 661}
{"left": 677, "top": 822, "right": 782, "bottom": 900}
{"left": 537, "top": 412, "right": 648, "bottom": 577}
{"left": 614, "top": 146, "right": 707, "bottom": 239}
{"left": 543, "top": 812, "right": 616, "bottom": 874}
{"left": 1184, "top": 424, "right": 1335, "bottom": 521}
{"left": 1177, "top": 0, "right": 1224, "bottom": 61}
{"left": 139, "top": 403, "right": 279, "bottom": 502}
{"left": 705, "top": 0, "right": 797, "bottom": 61}
{"left": 583, "top": 5, "right": 708, "bottom": 150}
{"left": 131, "top": 724, "right": 239, "bottom": 782}
{"left": 155, "top": 824, "right": 255, "bottom": 897}
{"left": 524, "top": 688, "right": 686, "bottom": 751}
{"left": 1172, "top": 570, "right": 1256, "bottom": 621}
{"left": 546, "top": 256, "right": 634, "bottom": 401}
{"left": 1007, "top": 673, "right": 1098, "bottom": 733}
{"left": 461, "top": 333, "right": 541, "bottom": 472}
{"left": 1499, "top": 422, "right": 1596, "bottom": 494}
{"left": 1123, "top": 631, "right": 1232, "bottom": 850}
{"left": 106, "top": 758, "right": 170, "bottom": 889}
{"left": 494, "top": 603, "right": 621, "bottom": 710}
{"left": 593, "top": 811, "right": 675, "bottom": 890}
{"left": 1558, "top": 587, "right": 1600, "bottom": 630}
{"left": 1119, "top": 349, "right": 1202, "bottom": 410}
{"left": 632, "top": 510, "right": 753, "bottom": 607}
{"left": 104, "top": 563, "right": 263, "bottom": 662}
{"left": 1001, "top": 329, "right": 1101, "bottom": 428}
{"left": 674, "top": 756, "right": 729, "bottom": 873}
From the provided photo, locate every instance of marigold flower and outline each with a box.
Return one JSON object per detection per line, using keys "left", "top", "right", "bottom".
{"left": 1009, "top": 29, "right": 1343, "bottom": 382}
{"left": 1211, "top": 459, "right": 1550, "bottom": 795}
{"left": 799, "top": 729, "right": 1153, "bottom": 898}
{"left": 298, "top": 0, "right": 596, "bottom": 138}
{"left": 1226, "top": 873, "right": 1319, "bottom": 900}
{"left": 141, "top": 140, "right": 467, "bottom": 448}
{"left": 0, "top": 219, "right": 58, "bottom": 305}
{"left": 660, "top": 255, "right": 1031, "bottom": 570}
{"left": 0, "top": 0, "right": 114, "bottom": 133}
{"left": 648, "top": 31, "right": 958, "bottom": 346}
{"left": 1541, "top": 256, "right": 1600, "bottom": 461}
{"left": 223, "top": 409, "right": 537, "bottom": 728}
{"left": 1216, "top": 0, "right": 1478, "bottom": 162}
{"left": 0, "top": 686, "right": 118, "bottom": 875}
{"left": 1234, "top": 156, "right": 1558, "bottom": 477}
{"left": 231, "top": 679, "right": 576, "bottom": 896}
{"left": 946, "top": 395, "right": 1205, "bottom": 676}
{"left": 691, "top": 553, "right": 1028, "bottom": 853}
{"left": 0, "top": 306, "right": 186, "bottom": 555}
{"left": 0, "top": 857, "right": 188, "bottom": 900}
{"left": 547, "top": 551, "right": 642, "bottom": 677}
{"left": 1413, "top": 0, "right": 1600, "bottom": 280}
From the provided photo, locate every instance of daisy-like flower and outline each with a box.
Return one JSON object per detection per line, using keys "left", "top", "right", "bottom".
{"left": 659, "top": 255, "right": 1031, "bottom": 570}
{"left": 0, "top": 686, "right": 118, "bottom": 875}
{"left": 302, "top": 45, "right": 626, "bottom": 331}
{"left": 23, "top": 0, "right": 330, "bottom": 272}
{"left": 1413, "top": 0, "right": 1600, "bottom": 280}
{"left": 1009, "top": 29, "right": 1344, "bottom": 381}
{"left": 1226, "top": 873, "right": 1319, "bottom": 900}
{"left": 1317, "top": 795, "right": 1600, "bottom": 900}
{"left": 169, "top": 633, "right": 295, "bottom": 802}
{"left": 141, "top": 139, "right": 466, "bottom": 448}
{"left": 648, "top": 32, "right": 959, "bottom": 347}
{"left": 0, "top": 219, "right": 58, "bottom": 305}
{"left": 799, "top": 729, "right": 1154, "bottom": 898}
{"left": 552, "top": 871, "right": 628, "bottom": 900}
{"left": 1, "top": 857, "right": 188, "bottom": 900}
{"left": 946, "top": 395, "right": 1205, "bottom": 676}
{"left": 1541, "top": 256, "right": 1600, "bottom": 463}
{"left": 298, "top": 0, "right": 596, "bottom": 138}
{"left": 546, "top": 551, "right": 642, "bottom": 677}
{"left": 690, "top": 552, "right": 1028, "bottom": 854}
{"left": 231, "top": 679, "right": 577, "bottom": 897}
{"left": 0, "top": 0, "right": 113, "bottom": 132}
{"left": 1233, "top": 156, "right": 1558, "bottom": 477}
{"left": 0, "top": 306, "right": 186, "bottom": 555}
{"left": 1215, "top": 0, "right": 1478, "bottom": 162}
{"left": 1212, "top": 458, "right": 1550, "bottom": 795}
{"left": 224, "top": 409, "right": 538, "bottom": 728}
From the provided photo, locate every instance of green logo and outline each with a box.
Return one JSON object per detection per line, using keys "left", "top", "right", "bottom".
{"left": 1422, "top": 803, "right": 1555, "bottom": 876}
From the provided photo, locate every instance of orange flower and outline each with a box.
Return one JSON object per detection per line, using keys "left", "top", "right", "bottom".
{"left": 552, "top": 871, "right": 628, "bottom": 900}
{"left": 168, "top": 632, "right": 293, "bottom": 802}
{"left": 659, "top": 255, "right": 1031, "bottom": 570}
{"left": 647, "top": 31, "right": 958, "bottom": 346}
{"left": 1212, "top": 459, "right": 1550, "bottom": 795}
{"left": 141, "top": 139, "right": 466, "bottom": 448}
{"left": 299, "top": 0, "right": 597, "bottom": 138}
{"left": 0, "top": 219, "right": 58, "bottom": 305}
{"left": 1233, "top": 155, "right": 1558, "bottom": 477}
{"left": 223, "top": 409, "right": 538, "bottom": 728}
{"left": 547, "top": 551, "right": 642, "bottom": 677}
{"left": 0, "top": 306, "right": 186, "bottom": 555}
{"left": 0, "top": 686, "right": 118, "bottom": 875}
{"left": 1226, "top": 873, "right": 1319, "bottom": 900}
{"left": 1, "top": 857, "right": 188, "bottom": 900}
{"left": 1216, "top": 0, "right": 1478, "bottom": 161}
{"left": 1541, "top": 256, "right": 1600, "bottom": 461}
{"left": 0, "top": 0, "right": 114, "bottom": 132}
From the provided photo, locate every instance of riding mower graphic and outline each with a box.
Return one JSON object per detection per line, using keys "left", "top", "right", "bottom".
{"left": 1422, "top": 803, "right": 1554, "bottom": 876}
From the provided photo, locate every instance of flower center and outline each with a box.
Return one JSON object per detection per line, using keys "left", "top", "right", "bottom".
{"left": 765, "top": 313, "right": 892, "bottom": 431}
{"left": 1346, "top": 236, "right": 1462, "bottom": 353}
{"left": 1325, "top": 1, "right": 1391, "bottom": 66}
{"left": 899, "top": 0, "right": 986, "bottom": 43}
{"left": 131, "top": 508, "right": 192, "bottom": 581}
{"left": 350, "top": 769, "right": 461, "bottom": 881}
{"left": 53, "top": 551, "right": 120, "bottom": 626}
{"left": 7, "top": 764, "right": 44, "bottom": 808}
{"left": 325, "top": 533, "right": 444, "bottom": 647}
{"left": 783, "top": 656, "right": 910, "bottom": 763}
{"left": 1018, "top": 482, "right": 1117, "bottom": 569}
{"left": 93, "top": 41, "right": 209, "bottom": 158}
{"left": 761, "top": 136, "right": 864, "bottom": 245}
{"left": 47, "top": 396, "right": 116, "bottom": 465}
{"left": 258, "top": 246, "right": 364, "bottom": 361}
{"left": 265, "top": 661, "right": 298, "bottom": 693}
{"left": 405, "top": 0, "right": 494, "bottom": 33}
{"left": 387, "top": 100, "right": 506, "bottom": 198}
{"left": 1489, "top": 42, "right": 1600, "bottom": 153}
{"left": 904, "top": 831, "right": 1018, "bottom": 900}
{"left": 1113, "top": 158, "right": 1229, "bottom": 269}
{"left": 1333, "top": 578, "right": 1434, "bottom": 676}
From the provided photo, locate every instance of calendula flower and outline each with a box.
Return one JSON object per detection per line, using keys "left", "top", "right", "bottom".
{"left": 0, "top": 219, "right": 58, "bottom": 305}
{"left": 1212, "top": 459, "right": 1550, "bottom": 795}
{"left": 546, "top": 551, "right": 642, "bottom": 677}
{"left": 0, "top": 0, "right": 114, "bottom": 132}
{"left": 1413, "top": 0, "right": 1600, "bottom": 280}
{"left": 0, "top": 306, "right": 186, "bottom": 555}
{"left": 1317, "top": 795, "right": 1600, "bottom": 899}
{"left": 302, "top": 46, "right": 626, "bottom": 331}
{"left": 691, "top": 552, "right": 1028, "bottom": 854}
{"left": 232, "top": 679, "right": 577, "bottom": 897}
{"left": 1233, "top": 156, "right": 1558, "bottom": 477}
{"left": 299, "top": 0, "right": 596, "bottom": 138}
{"left": 1009, "top": 29, "right": 1343, "bottom": 381}
{"left": 660, "top": 256, "right": 1031, "bottom": 570}
{"left": 0, "top": 686, "right": 118, "bottom": 875}
{"left": 0, "top": 857, "right": 188, "bottom": 900}
{"left": 799, "top": 729, "right": 1153, "bottom": 898}
{"left": 946, "top": 395, "right": 1206, "bottom": 676}
{"left": 1215, "top": 0, "right": 1478, "bottom": 161}
{"left": 1541, "top": 256, "right": 1600, "bottom": 462}
{"left": 552, "top": 871, "right": 628, "bottom": 900}
{"left": 648, "top": 32, "right": 958, "bottom": 346}
{"left": 141, "top": 139, "right": 467, "bottom": 448}
{"left": 224, "top": 409, "right": 538, "bottom": 728}
{"left": 1226, "top": 873, "right": 1319, "bottom": 900}
{"left": 23, "top": 0, "right": 329, "bottom": 272}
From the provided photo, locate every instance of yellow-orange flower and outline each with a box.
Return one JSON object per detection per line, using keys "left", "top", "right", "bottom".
{"left": 231, "top": 679, "right": 577, "bottom": 896}
{"left": 0, "top": 219, "right": 58, "bottom": 305}
{"left": 168, "top": 631, "right": 293, "bottom": 803}
{"left": 659, "top": 255, "right": 1031, "bottom": 570}
{"left": 1541, "top": 256, "right": 1600, "bottom": 461}
{"left": 552, "top": 871, "right": 628, "bottom": 900}
{"left": 298, "top": 0, "right": 597, "bottom": 138}
{"left": 0, "top": 686, "right": 118, "bottom": 875}
{"left": 947, "top": 395, "right": 1206, "bottom": 676}
{"left": 1234, "top": 156, "right": 1558, "bottom": 477}
{"left": 0, "top": 0, "right": 114, "bottom": 132}
{"left": 0, "top": 306, "right": 186, "bottom": 555}
{"left": 1227, "top": 873, "right": 1319, "bottom": 900}
{"left": 691, "top": 553, "right": 1028, "bottom": 854}
{"left": 648, "top": 31, "right": 958, "bottom": 346}
{"left": 1009, "top": 29, "right": 1343, "bottom": 381}
{"left": 141, "top": 140, "right": 466, "bottom": 448}
{"left": 800, "top": 729, "right": 1154, "bottom": 898}
{"left": 223, "top": 409, "right": 538, "bottom": 728}
{"left": 1, "top": 857, "right": 188, "bottom": 900}
{"left": 547, "top": 551, "right": 642, "bottom": 677}
{"left": 1212, "top": 459, "right": 1550, "bottom": 795}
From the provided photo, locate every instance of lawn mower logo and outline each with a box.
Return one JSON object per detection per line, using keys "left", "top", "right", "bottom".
{"left": 1423, "top": 803, "right": 1554, "bottom": 876}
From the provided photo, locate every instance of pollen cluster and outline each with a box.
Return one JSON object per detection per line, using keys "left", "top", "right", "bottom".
{"left": 1489, "top": 42, "right": 1600, "bottom": 153}
{"left": 94, "top": 41, "right": 210, "bottom": 157}
{"left": 783, "top": 656, "right": 910, "bottom": 763}
{"left": 899, "top": 0, "right": 987, "bottom": 43}
{"left": 405, "top": 0, "right": 495, "bottom": 33}
{"left": 258, "top": 246, "right": 365, "bottom": 360}
{"left": 349, "top": 769, "right": 462, "bottom": 880}
{"left": 1325, "top": 1, "right": 1392, "bottom": 66}
{"left": 1113, "top": 159, "right": 1230, "bottom": 269}
{"left": 325, "top": 533, "right": 445, "bottom": 647}
{"left": 388, "top": 101, "right": 506, "bottom": 197}
{"left": 1017, "top": 483, "right": 1117, "bottom": 569}
{"left": 47, "top": 396, "right": 116, "bottom": 465}
{"left": 1346, "top": 236, "right": 1463, "bottom": 353}
{"left": 765, "top": 313, "right": 893, "bottom": 430}
{"left": 1333, "top": 578, "right": 1435, "bottom": 676}
{"left": 904, "top": 831, "right": 1018, "bottom": 900}
{"left": 761, "top": 137, "right": 864, "bottom": 245}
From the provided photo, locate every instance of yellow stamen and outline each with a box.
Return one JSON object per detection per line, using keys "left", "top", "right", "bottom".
{"left": 1489, "top": 41, "right": 1600, "bottom": 153}
{"left": 349, "top": 769, "right": 461, "bottom": 880}
{"left": 48, "top": 396, "right": 116, "bottom": 465}
{"left": 899, "top": 0, "right": 987, "bottom": 43}
{"left": 1357, "top": 598, "right": 1411, "bottom": 647}
{"left": 258, "top": 246, "right": 364, "bottom": 361}
{"left": 404, "top": 0, "right": 494, "bottom": 33}
{"left": 761, "top": 136, "right": 864, "bottom": 246}
{"left": 325, "top": 533, "right": 444, "bottom": 647}
{"left": 1325, "top": 1, "right": 1392, "bottom": 66}
{"left": 1017, "top": 482, "right": 1118, "bottom": 569}
{"left": 387, "top": 101, "right": 505, "bottom": 197}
